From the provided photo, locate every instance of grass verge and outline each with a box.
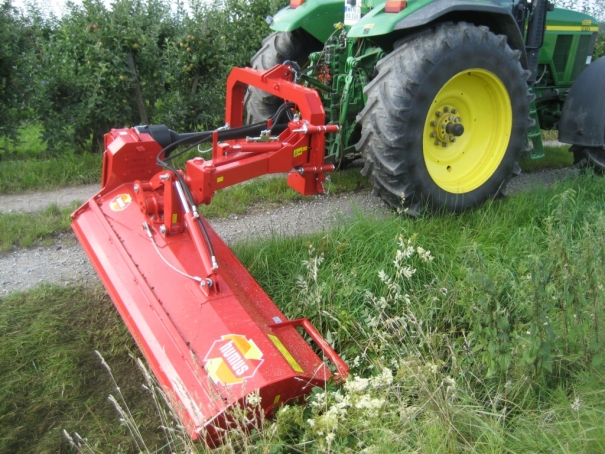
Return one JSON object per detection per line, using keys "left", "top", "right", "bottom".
{"left": 3, "top": 171, "right": 605, "bottom": 452}
{"left": 0, "top": 153, "right": 102, "bottom": 194}
{"left": 0, "top": 203, "right": 80, "bottom": 251}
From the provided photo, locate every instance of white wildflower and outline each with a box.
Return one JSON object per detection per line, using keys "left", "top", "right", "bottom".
{"left": 354, "top": 395, "right": 385, "bottom": 417}
{"left": 307, "top": 418, "right": 315, "bottom": 427}
{"left": 344, "top": 376, "right": 370, "bottom": 393}
{"left": 416, "top": 246, "right": 434, "bottom": 262}
{"left": 401, "top": 266, "right": 416, "bottom": 279}
{"left": 369, "top": 368, "right": 393, "bottom": 388}
{"left": 571, "top": 397, "right": 581, "bottom": 412}
{"left": 246, "top": 391, "right": 262, "bottom": 407}
{"left": 326, "top": 432, "right": 335, "bottom": 444}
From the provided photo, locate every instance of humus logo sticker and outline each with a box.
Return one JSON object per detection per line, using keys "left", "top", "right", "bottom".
{"left": 109, "top": 193, "right": 132, "bottom": 211}
{"left": 204, "top": 334, "right": 263, "bottom": 386}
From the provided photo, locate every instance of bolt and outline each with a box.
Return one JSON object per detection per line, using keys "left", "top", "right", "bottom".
{"left": 442, "top": 142, "right": 448, "bottom": 148}
{"left": 449, "top": 135, "right": 455, "bottom": 141}
{"left": 451, "top": 108, "right": 457, "bottom": 114}
{"left": 430, "top": 132, "right": 437, "bottom": 138}
{"left": 133, "top": 184, "right": 139, "bottom": 193}
{"left": 436, "top": 111, "right": 442, "bottom": 117}
{"left": 455, "top": 117, "right": 462, "bottom": 123}
{"left": 449, "top": 115, "right": 453, "bottom": 121}
{"left": 435, "top": 140, "right": 441, "bottom": 146}
{"left": 444, "top": 106, "right": 450, "bottom": 112}
{"left": 160, "top": 225, "right": 167, "bottom": 235}
{"left": 430, "top": 121, "right": 437, "bottom": 126}
{"left": 451, "top": 137, "right": 456, "bottom": 142}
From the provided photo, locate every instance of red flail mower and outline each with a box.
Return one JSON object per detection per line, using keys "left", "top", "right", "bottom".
{"left": 71, "top": 65, "right": 349, "bottom": 445}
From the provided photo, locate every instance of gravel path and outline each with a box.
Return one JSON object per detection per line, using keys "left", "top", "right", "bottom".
{"left": 0, "top": 166, "right": 579, "bottom": 295}
{"left": 0, "top": 184, "right": 100, "bottom": 213}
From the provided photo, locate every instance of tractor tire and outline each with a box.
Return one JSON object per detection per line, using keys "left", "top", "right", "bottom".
{"left": 357, "top": 22, "right": 532, "bottom": 215}
{"left": 246, "top": 30, "right": 322, "bottom": 124}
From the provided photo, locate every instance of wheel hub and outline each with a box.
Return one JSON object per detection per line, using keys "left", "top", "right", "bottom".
{"left": 429, "top": 105, "right": 465, "bottom": 148}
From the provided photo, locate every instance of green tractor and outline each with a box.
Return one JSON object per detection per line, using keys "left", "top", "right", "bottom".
{"left": 245, "top": 0, "right": 604, "bottom": 214}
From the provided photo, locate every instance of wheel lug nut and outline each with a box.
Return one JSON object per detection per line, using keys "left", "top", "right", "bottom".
{"left": 449, "top": 115, "right": 453, "bottom": 121}
{"left": 451, "top": 108, "right": 457, "bottom": 114}
{"left": 455, "top": 117, "right": 461, "bottom": 123}
{"left": 442, "top": 142, "right": 448, "bottom": 148}
{"left": 449, "top": 135, "right": 455, "bottom": 141}
{"left": 436, "top": 111, "right": 442, "bottom": 117}
{"left": 443, "top": 106, "right": 450, "bottom": 112}
{"left": 451, "top": 137, "right": 456, "bottom": 142}
{"left": 435, "top": 140, "right": 441, "bottom": 146}
{"left": 430, "top": 132, "right": 436, "bottom": 138}
{"left": 430, "top": 121, "right": 437, "bottom": 126}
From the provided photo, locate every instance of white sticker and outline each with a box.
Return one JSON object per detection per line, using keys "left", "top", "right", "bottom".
{"left": 344, "top": 0, "right": 361, "bottom": 26}
{"left": 109, "top": 194, "right": 132, "bottom": 211}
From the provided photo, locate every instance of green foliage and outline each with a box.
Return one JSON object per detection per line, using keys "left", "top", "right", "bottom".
{"left": 0, "top": 2, "right": 35, "bottom": 136}
{"left": 22, "top": 0, "right": 279, "bottom": 153}
{"left": 595, "top": 30, "right": 605, "bottom": 59}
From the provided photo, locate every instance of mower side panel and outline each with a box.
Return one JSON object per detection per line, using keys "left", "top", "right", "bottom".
{"left": 559, "top": 56, "right": 605, "bottom": 147}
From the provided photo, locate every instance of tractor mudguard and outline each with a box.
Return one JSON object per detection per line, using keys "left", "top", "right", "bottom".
{"left": 270, "top": 0, "right": 344, "bottom": 43}
{"left": 347, "top": 0, "right": 527, "bottom": 65}
{"left": 558, "top": 56, "right": 605, "bottom": 147}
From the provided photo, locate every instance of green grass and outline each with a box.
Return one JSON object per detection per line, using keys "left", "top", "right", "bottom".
{"left": 0, "top": 203, "right": 79, "bottom": 251}
{"left": 520, "top": 143, "right": 573, "bottom": 172}
{"left": 0, "top": 153, "right": 102, "bottom": 194}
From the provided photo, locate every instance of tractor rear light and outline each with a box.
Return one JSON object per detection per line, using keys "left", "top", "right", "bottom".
{"left": 385, "top": 0, "right": 407, "bottom": 12}
{"left": 290, "top": 0, "right": 305, "bottom": 8}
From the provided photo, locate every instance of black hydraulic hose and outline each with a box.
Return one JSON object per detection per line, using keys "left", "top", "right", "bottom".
{"left": 153, "top": 101, "right": 296, "bottom": 270}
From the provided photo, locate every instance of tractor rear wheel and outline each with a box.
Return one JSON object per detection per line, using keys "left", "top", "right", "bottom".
{"left": 246, "top": 30, "right": 322, "bottom": 124}
{"left": 357, "top": 22, "right": 532, "bottom": 215}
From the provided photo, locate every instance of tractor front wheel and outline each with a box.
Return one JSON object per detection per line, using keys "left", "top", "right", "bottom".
{"left": 357, "top": 22, "right": 532, "bottom": 214}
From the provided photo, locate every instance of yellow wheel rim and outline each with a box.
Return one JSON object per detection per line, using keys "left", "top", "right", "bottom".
{"left": 423, "top": 69, "right": 512, "bottom": 194}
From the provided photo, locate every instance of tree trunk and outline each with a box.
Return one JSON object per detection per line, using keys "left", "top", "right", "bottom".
{"left": 126, "top": 52, "right": 149, "bottom": 125}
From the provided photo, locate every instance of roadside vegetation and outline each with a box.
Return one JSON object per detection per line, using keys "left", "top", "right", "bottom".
{"left": 3, "top": 172, "right": 605, "bottom": 452}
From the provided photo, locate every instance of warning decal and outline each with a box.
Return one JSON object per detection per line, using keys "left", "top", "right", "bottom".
{"left": 204, "top": 334, "right": 264, "bottom": 386}
{"left": 109, "top": 194, "right": 132, "bottom": 211}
